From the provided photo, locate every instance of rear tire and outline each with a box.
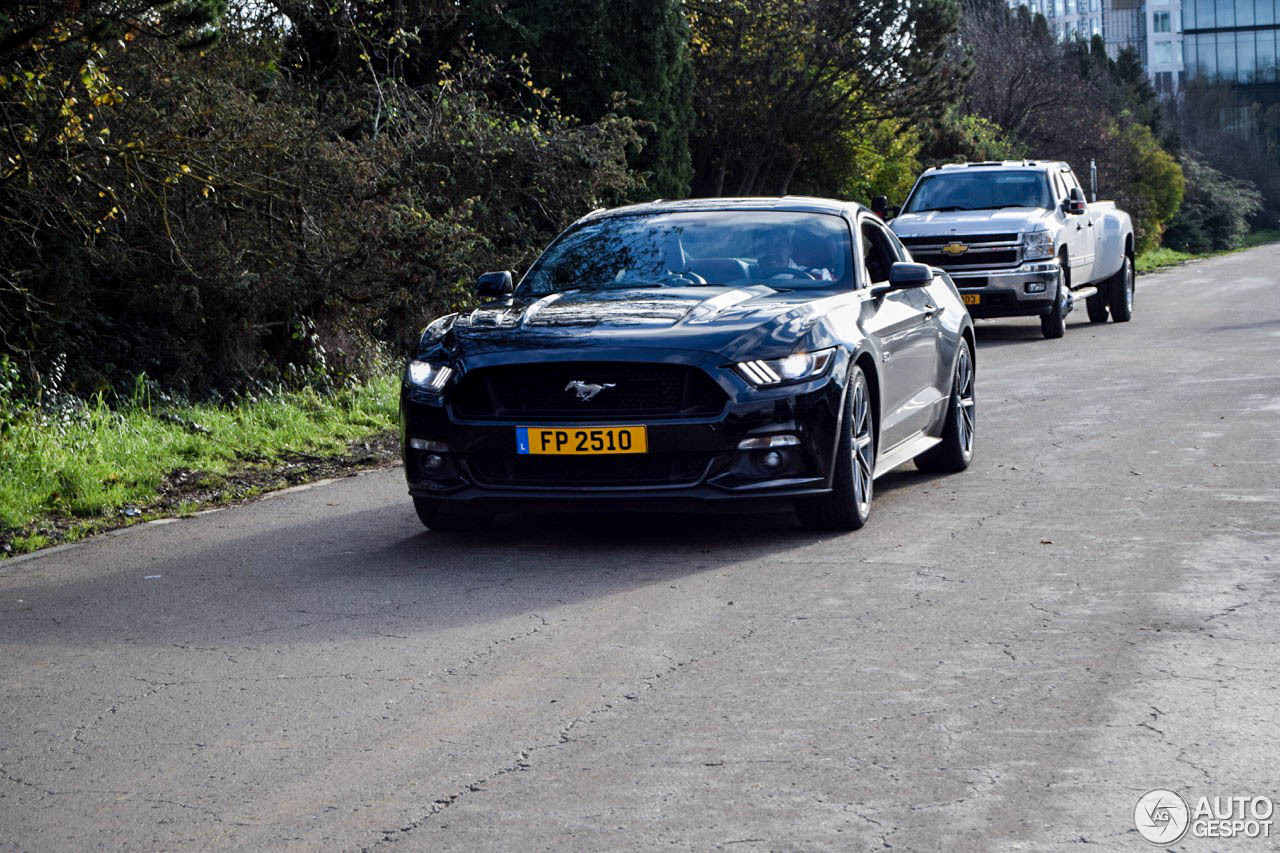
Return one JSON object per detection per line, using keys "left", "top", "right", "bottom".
{"left": 413, "top": 497, "right": 494, "bottom": 532}
{"left": 1108, "top": 254, "right": 1134, "bottom": 322}
{"left": 1085, "top": 292, "right": 1109, "bottom": 323}
{"left": 915, "top": 341, "right": 976, "bottom": 474}
{"left": 795, "top": 367, "right": 875, "bottom": 531}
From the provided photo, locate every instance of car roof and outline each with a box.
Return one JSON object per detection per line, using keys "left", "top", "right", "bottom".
{"left": 577, "top": 196, "right": 863, "bottom": 225}
{"left": 924, "top": 160, "right": 1066, "bottom": 173}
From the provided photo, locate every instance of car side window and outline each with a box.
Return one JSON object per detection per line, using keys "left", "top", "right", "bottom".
{"left": 1062, "top": 169, "right": 1081, "bottom": 196}
{"left": 859, "top": 219, "right": 899, "bottom": 286}
{"left": 1051, "top": 172, "right": 1065, "bottom": 202}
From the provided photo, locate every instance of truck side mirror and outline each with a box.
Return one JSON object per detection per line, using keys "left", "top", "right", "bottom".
{"left": 871, "top": 195, "right": 890, "bottom": 219}
{"left": 1064, "top": 187, "right": 1087, "bottom": 215}
{"left": 476, "top": 271, "right": 514, "bottom": 297}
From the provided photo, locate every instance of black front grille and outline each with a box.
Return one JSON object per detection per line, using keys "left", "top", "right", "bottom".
{"left": 900, "top": 233, "right": 1018, "bottom": 246}
{"left": 466, "top": 453, "right": 710, "bottom": 487}
{"left": 913, "top": 249, "right": 1019, "bottom": 268}
{"left": 451, "top": 362, "right": 727, "bottom": 421}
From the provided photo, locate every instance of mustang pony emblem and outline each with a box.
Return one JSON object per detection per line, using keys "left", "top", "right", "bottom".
{"left": 565, "top": 380, "right": 616, "bottom": 402}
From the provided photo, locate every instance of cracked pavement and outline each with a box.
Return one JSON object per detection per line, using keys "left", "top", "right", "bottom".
{"left": 2, "top": 244, "right": 1279, "bottom": 850}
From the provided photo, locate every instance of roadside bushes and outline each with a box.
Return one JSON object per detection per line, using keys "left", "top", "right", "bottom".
{"left": 0, "top": 15, "right": 638, "bottom": 397}
{"left": 1162, "top": 155, "right": 1264, "bottom": 253}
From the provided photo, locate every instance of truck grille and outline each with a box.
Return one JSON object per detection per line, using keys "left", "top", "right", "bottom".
{"left": 899, "top": 233, "right": 1018, "bottom": 246}
{"left": 450, "top": 362, "right": 727, "bottom": 421}
{"left": 466, "top": 453, "right": 710, "bottom": 487}
{"left": 900, "top": 233, "right": 1022, "bottom": 271}
{"left": 912, "top": 249, "right": 1019, "bottom": 268}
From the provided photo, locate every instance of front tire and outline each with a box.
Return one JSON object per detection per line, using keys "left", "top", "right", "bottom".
{"left": 413, "top": 497, "right": 494, "bottom": 532}
{"left": 1041, "top": 282, "right": 1067, "bottom": 339}
{"left": 1108, "top": 254, "right": 1134, "bottom": 322}
{"left": 795, "top": 367, "right": 875, "bottom": 531}
{"left": 915, "top": 341, "right": 976, "bottom": 474}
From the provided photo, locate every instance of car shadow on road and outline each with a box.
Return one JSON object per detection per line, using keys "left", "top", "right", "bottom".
{"left": 0, "top": 502, "right": 846, "bottom": 650}
{"left": 971, "top": 317, "right": 1099, "bottom": 350}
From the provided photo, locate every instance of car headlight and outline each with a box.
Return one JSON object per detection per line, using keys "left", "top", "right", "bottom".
{"left": 736, "top": 348, "right": 835, "bottom": 387}
{"left": 1022, "top": 230, "right": 1055, "bottom": 261}
{"left": 406, "top": 360, "right": 453, "bottom": 390}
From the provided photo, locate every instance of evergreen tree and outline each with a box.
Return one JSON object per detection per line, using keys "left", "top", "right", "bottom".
{"left": 469, "top": 0, "right": 695, "bottom": 199}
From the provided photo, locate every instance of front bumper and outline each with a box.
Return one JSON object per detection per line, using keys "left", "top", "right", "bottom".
{"left": 400, "top": 356, "right": 848, "bottom": 510}
{"left": 947, "top": 261, "right": 1062, "bottom": 318}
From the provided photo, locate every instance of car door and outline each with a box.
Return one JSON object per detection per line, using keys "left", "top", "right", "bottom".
{"left": 857, "top": 216, "right": 941, "bottom": 450}
{"left": 1062, "top": 168, "right": 1098, "bottom": 283}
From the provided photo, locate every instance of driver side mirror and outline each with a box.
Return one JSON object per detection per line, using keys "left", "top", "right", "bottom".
{"left": 1064, "top": 187, "right": 1087, "bottom": 215}
{"left": 873, "top": 262, "right": 934, "bottom": 296}
{"left": 871, "top": 195, "right": 891, "bottom": 220}
{"left": 476, "top": 270, "right": 513, "bottom": 298}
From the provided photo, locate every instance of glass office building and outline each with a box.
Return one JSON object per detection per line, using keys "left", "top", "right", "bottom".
{"left": 1183, "top": 0, "right": 1280, "bottom": 84}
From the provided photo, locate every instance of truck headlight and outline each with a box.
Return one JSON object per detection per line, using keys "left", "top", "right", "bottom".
{"left": 1022, "top": 230, "right": 1055, "bottom": 261}
{"left": 406, "top": 360, "right": 453, "bottom": 390}
{"left": 736, "top": 348, "right": 835, "bottom": 386}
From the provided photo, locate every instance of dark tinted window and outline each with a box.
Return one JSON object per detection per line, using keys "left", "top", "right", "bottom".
{"left": 903, "top": 171, "right": 1054, "bottom": 213}
{"left": 520, "top": 211, "right": 855, "bottom": 295}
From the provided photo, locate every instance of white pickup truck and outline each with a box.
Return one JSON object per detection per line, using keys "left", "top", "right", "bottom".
{"left": 884, "top": 161, "right": 1135, "bottom": 339}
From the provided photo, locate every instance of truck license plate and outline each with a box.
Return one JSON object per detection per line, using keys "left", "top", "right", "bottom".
{"left": 516, "top": 426, "right": 648, "bottom": 455}
{"left": 962, "top": 294, "right": 981, "bottom": 305}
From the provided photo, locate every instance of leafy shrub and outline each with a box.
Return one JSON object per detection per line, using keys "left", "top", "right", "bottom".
{"left": 1163, "top": 155, "right": 1264, "bottom": 253}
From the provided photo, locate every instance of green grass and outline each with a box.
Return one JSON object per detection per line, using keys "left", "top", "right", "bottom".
{"left": 1137, "top": 229, "right": 1280, "bottom": 273}
{"left": 1135, "top": 247, "right": 1196, "bottom": 272}
{"left": 0, "top": 376, "right": 398, "bottom": 551}
{"left": 1240, "top": 228, "right": 1280, "bottom": 249}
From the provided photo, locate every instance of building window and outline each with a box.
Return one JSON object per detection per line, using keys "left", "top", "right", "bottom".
{"left": 1154, "top": 11, "right": 1172, "bottom": 32}
{"left": 1235, "top": 0, "right": 1254, "bottom": 28}
{"left": 1065, "top": 0, "right": 1074, "bottom": 15}
{"left": 1155, "top": 40, "right": 1174, "bottom": 64}
{"left": 1155, "top": 71, "right": 1174, "bottom": 92}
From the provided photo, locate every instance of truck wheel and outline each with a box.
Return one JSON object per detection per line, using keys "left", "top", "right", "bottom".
{"left": 1085, "top": 292, "right": 1109, "bottom": 323}
{"left": 796, "top": 367, "right": 874, "bottom": 531}
{"left": 915, "top": 341, "right": 975, "bottom": 474}
{"left": 413, "top": 497, "right": 494, "bottom": 532}
{"left": 1041, "top": 284, "right": 1067, "bottom": 339}
{"left": 1108, "top": 255, "right": 1134, "bottom": 322}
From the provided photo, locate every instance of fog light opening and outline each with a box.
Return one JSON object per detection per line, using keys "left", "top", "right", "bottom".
{"left": 738, "top": 434, "right": 800, "bottom": 450}
{"left": 423, "top": 454, "right": 445, "bottom": 472}
{"left": 1025, "top": 281, "right": 1048, "bottom": 294}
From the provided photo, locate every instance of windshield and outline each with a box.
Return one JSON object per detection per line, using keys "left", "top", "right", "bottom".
{"left": 520, "top": 211, "right": 855, "bottom": 295}
{"left": 903, "top": 171, "right": 1054, "bottom": 213}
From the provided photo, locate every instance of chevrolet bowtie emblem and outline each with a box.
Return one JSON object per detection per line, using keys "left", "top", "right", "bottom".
{"left": 565, "top": 380, "right": 615, "bottom": 402}
{"left": 941, "top": 241, "right": 969, "bottom": 255}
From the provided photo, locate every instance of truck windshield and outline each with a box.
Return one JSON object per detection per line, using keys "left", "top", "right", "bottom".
{"left": 520, "top": 211, "right": 855, "bottom": 295}
{"left": 903, "top": 171, "right": 1054, "bottom": 213}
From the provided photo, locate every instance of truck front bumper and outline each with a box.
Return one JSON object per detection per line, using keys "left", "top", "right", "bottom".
{"left": 948, "top": 261, "right": 1062, "bottom": 319}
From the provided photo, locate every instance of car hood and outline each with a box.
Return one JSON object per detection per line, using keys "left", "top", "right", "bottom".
{"left": 891, "top": 207, "right": 1053, "bottom": 238}
{"left": 418, "top": 285, "right": 845, "bottom": 361}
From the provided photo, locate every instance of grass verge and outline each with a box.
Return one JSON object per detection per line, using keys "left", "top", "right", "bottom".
{"left": 1, "top": 376, "right": 400, "bottom": 557}
{"left": 1137, "top": 229, "right": 1280, "bottom": 273}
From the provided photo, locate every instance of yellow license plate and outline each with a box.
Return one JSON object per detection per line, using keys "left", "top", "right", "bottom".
{"left": 962, "top": 294, "right": 981, "bottom": 305}
{"left": 516, "top": 425, "right": 648, "bottom": 455}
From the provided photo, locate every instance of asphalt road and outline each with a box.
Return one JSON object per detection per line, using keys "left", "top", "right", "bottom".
{"left": 3, "top": 246, "right": 1279, "bottom": 851}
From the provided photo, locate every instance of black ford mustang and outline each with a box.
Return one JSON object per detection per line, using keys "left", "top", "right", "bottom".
{"left": 400, "top": 197, "right": 976, "bottom": 531}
